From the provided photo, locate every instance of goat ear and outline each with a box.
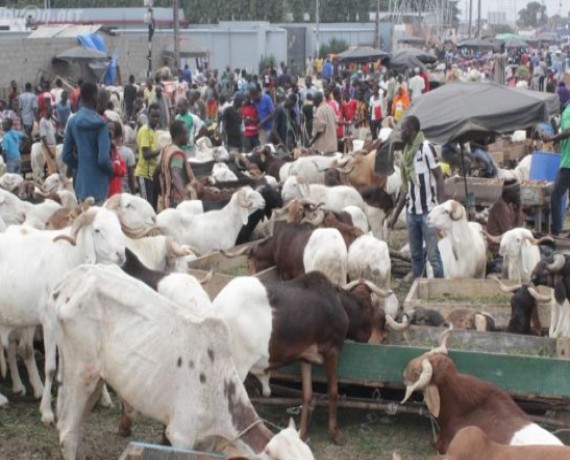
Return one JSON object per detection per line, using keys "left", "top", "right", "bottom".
{"left": 425, "top": 384, "right": 440, "bottom": 417}
{"left": 288, "top": 417, "right": 296, "bottom": 430}
{"left": 240, "top": 206, "right": 249, "bottom": 226}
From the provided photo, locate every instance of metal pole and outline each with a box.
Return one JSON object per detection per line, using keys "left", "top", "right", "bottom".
{"left": 173, "top": 0, "right": 180, "bottom": 75}
{"left": 147, "top": 6, "right": 154, "bottom": 79}
{"left": 374, "top": 0, "right": 380, "bottom": 48}
{"left": 468, "top": 0, "right": 473, "bottom": 38}
{"left": 315, "top": 0, "right": 320, "bottom": 58}
{"left": 476, "top": 0, "right": 481, "bottom": 38}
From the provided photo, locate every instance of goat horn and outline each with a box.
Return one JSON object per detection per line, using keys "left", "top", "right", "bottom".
{"left": 449, "top": 201, "right": 465, "bottom": 221}
{"left": 361, "top": 280, "right": 394, "bottom": 299}
{"left": 528, "top": 287, "right": 552, "bottom": 303}
{"left": 546, "top": 254, "right": 566, "bottom": 273}
{"left": 489, "top": 275, "right": 522, "bottom": 293}
{"left": 401, "top": 359, "right": 433, "bottom": 404}
{"left": 167, "top": 238, "right": 196, "bottom": 257}
{"left": 273, "top": 201, "right": 293, "bottom": 217}
{"left": 234, "top": 154, "right": 247, "bottom": 170}
{"left": 524, "top": 235, "right": 555, "bottom": 246}
{"left": 122, "top": 224, "right": 162, "bottom": 239}
{"left": 483, "top": 230, "right": 502, "bottom": 245}
{"left": 220, "top": 246, "right": 251, "bottom": 258}
{"left": 198, "top": 270, "right": 213, "bottom": 285}
{"left": 336, "top": 165, "right": 354, "bottom": 175}
{"left": 386, "top": 314, "right": 410, "bottom": 331}
{"left": 81, "top": 197, "right": 95, "bottom": 212}
{"left": 428, "top": 326, "right": 452, "bottom": 356}
{"left": 53, "top": 208, "right": 97, "bottom": 246}
{"left": 343, "top": 279, "right": 364, "bottom": 291}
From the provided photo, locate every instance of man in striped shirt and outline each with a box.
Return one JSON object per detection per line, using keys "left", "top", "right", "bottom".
{"left": 389, "top": 116, "right": 444, "bottom": 279}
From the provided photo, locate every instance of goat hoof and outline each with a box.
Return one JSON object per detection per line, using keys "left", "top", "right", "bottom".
{"left": 118, "top": 426, "right": 132, "bottom": 438}
{"left": 0, "top": 395, "right": 8, "bottom": 407}
{"left": 41, "top": 412, "right": 55, "bottom": 427}
{"left": 331, "top": 430, "right": 346, "bottom": 446}
{"left": 12, "top": 386, "right": 26, "bottom": 397}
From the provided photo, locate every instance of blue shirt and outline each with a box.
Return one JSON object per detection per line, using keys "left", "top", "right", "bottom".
{"left": 322, "top": 61, "right": 333, "bottom": 79}
{"left": 56, "top": 101, "right": 72, "bottom": 131}
{"left": 255, "top": 93, "right": 275, "bottom": 131}
{"left": 1, "top": 129, "right": 22, "bottom": 161}
{"left": 182, "top": 68, "right": 192, "bottom": 83}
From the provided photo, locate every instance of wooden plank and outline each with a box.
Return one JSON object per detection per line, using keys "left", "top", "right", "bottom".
{"left": 121, "top": 442, "right": 226, "bottom": 460}
{"left": 273, "top": 341, "right": 570, "bottom": 399}
{"left": 387, "top": 326, "right": 557, "bottom": 356}
{"left": 403, "top": 278, "right": 552, "bottom": 329}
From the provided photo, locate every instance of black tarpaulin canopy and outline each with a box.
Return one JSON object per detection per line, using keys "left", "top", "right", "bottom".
{"left": 388, "top": 52, "right": 426, "bottom": 73}
{"left": 337, "top": 46, "right": 390, "bottom": 63}
{"left": 397, "top": 36, "right": 426, "bottom": 45}
{"left": 457, "top": 38, "right": 500, "bottom": 51}
{"left": 392, "top": 48, "right": 438, "bottom": 64}
{"left": 403, "top": 82, "right": 560, "bottom": 145}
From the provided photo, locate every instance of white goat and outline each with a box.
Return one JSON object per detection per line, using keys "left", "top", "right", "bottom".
{"left": 23, "top": 200, "right": 63, "bottom": 229}
{"left": 347, "top": 234, "right": 398, "bottom": 317}
{"left": 279, "top": 154, "right": 342, "bottom": 183}
{"left": 47, "top": 264, "right": 310, "bottom": 460}
{"left": 0, "top": 207, "right": 126, "bottom": 416}
{"left": 426, "top": 200, "right": 487, "bottom": 279}
{"left": 0, "top": 173, "right": 24, "bottom": 192}
{"left": 126, "top": 235, "right": 197, "bottom": 272}
{"left": 30, "top": 143, "right": 66, "bottom": 183}
{"left": 104, "top": 193, "right": 157, "bottom": 231}
{"left": 303, "top": 228, "right": 348, "bottom": 285}
{"left": 496, "top": 228, "right": 544, "bottom": 283}
{"left": 343, "top": 205, "right": 370, "bottom": 233}
{"left": 209, "top": 162, "right": 238, "bottom": 183}
{"left": 156, "top": 187, "right": 265, "bottom": 253}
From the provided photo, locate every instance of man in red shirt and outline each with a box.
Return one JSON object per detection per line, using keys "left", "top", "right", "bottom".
{"left": 241, "top": 95, "right": 259, "bottom": 153}
{"left": 38, "top": 81, "right": 55, "bottom": 119}
{"left": 420, "top": 69, "right": 431, "bottom": 93}
{"left": 341, "top": 92, "right": 357, "bottom": 141}
{"left": 70, "top": 79, "right": 83, "bottom": 112}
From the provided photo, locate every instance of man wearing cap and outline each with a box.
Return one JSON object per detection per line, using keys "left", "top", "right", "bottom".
{"left": 545, "top": 101, "right": 570, "bottom": 236}
{"left": 486, "top": 179, "right": 526, "bottom": 255}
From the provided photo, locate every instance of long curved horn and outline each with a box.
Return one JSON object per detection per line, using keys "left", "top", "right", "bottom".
{"left": 401, "top": 359, "right": 433, "bottom": 404}
{"left": 386, "top": 314, "right": 410, "bottom": 331}
{"left": 524, "top": 235, "right": 555, "bottom": 246}
{"left": 273, "top": 201, "right": 293, "bottom": 217}
{"left": 343, "top": 279, "right": 364, "bottom": 291}
{"left": 361, "top": 280, "right": 394, "bottom": 299}
{"left": 53, "top": 208, "right": 97, "bottom": 246}
{"left": 220, "top": 246, "right": 250, "bottom": 258}
{"left": 528, "top": 287, "right": 552, "bottom": 303}
{"left": 301, "top": 208, "right": 325, "bottom": 226}
{"left": 122, "top": 224, "right": 162, "bottom": 239}
{"left": 166, "top": 238, "right": 197, "bottom": 257}
{"left": 489, "top": 275, "right": 522, "bottom": 293}
{"left": 428, "top": 326, "right": 452, "bottom": 356}
{"left": 449, "top": 201, "right": 465, "bottom": 221}
{"left": 81, "top": 197, "right": 95, "bottom": 212}
{"left": 546, "top": 254, "right": 566, "bottom": 273}
{"left": 197, "top": 270, "right": 213, "bottom": 285}
{"left": 483, "top": 230, "right": 503, "bottom": 246}
{"left": 336, "top": 165, "right": 355, "bottom": 175}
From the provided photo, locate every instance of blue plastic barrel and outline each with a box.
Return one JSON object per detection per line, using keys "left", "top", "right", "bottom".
{"left": 529, "top": 151, "right": 566, "bottom": 223}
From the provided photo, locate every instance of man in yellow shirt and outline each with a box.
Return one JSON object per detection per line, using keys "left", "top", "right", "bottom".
{"left": 135, "top": 103, "right": 161, "bottom": 209}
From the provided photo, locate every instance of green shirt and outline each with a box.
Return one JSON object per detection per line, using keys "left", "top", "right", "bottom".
{"left": 561, "top": 105, "right": 570, "bottom": 169}
{"left": 176, "top": 112, "right": 194, "bottom": 151}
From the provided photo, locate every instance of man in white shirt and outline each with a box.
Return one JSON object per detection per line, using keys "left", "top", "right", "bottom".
{"left": 408, "top": 68, "right": 426, "bottom": 102}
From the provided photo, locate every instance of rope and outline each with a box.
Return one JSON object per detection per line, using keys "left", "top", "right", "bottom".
{"left": 218, "top": 418, "right": 264, "bottom": 451}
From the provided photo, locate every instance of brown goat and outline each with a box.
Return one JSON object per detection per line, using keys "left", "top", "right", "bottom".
{"left": 426, "top": 426, "right": 570, "bottom": 460}
{"left": 401, "top": 329, "right": 561, "bottom": 453}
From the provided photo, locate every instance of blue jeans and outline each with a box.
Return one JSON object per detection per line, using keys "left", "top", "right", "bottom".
{"left": 550, "top": 167, "right": 570, "bottom": 235}
{"left": 472, "top": 148, "right": 497, "bottom": 177}
{"left": 406, "top": 212, "right": 444, "bottom": 279}
{"left": 6, "top": 158, "right": 21, "bottom": 174}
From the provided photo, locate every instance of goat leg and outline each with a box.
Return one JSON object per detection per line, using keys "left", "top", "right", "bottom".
{"left": 324, "top": 348, "right": 345, "bottom": 445}
{"left": 299, "top": 361, "right": 313, "bottom": 442}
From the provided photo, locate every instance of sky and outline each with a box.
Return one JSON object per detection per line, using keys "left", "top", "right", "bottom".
{"left": 457, "top": 0, "right": 569, "bottom": 24}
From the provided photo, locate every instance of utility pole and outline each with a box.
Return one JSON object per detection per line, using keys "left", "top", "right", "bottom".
{"left": 468, "top": 0, "right": 472, "bottom": 38}
{"left": 476, "top": 0, "right": 481, "bottom": 38}
{"left": 173, "top": 0, "right": 180, "bottom": 75}
{"left": 374, "top": 0, "right": 380, "bottom": 48}
{"left": 315, "top": 0, "right": 320, "bottom": 58}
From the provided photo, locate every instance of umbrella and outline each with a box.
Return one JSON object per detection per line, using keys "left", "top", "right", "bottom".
{"left": 457, "top": 38, "right": 500, "bottom": 51}
{"left": 337, "top": 46, "right": 390, "bottom": 63}
{"left": 54, "top": 46, "right": 109, "bottom": 61}
{"left": 402, "top": 82, "right": 559, "bottom": 145}
{"left": 504, "top": 38, "right": 529, "bottom": 49}
{"left": 392, "top": 48, "right": 438, "bottom": 64}
{"left": 387, "top": 52, "right": 426, "bottom": 73}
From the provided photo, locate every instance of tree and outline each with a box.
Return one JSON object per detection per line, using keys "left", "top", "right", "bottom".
{"left": 517, "top": 1, "right": 547, "bottom": 28}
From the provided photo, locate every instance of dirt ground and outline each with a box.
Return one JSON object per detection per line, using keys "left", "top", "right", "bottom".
{"left": 0, "top": 384, "right": 434, "bottom": 460}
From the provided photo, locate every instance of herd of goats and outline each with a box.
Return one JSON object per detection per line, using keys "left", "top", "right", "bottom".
{"left": 0, "top": 133, "right": 570, "bottom": 459}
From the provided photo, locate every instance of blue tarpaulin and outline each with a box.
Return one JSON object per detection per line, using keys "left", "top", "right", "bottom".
{"left": 77, "top": 33, "right": 117, "bottom": 84}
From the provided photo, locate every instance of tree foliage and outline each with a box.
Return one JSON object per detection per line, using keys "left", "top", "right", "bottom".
{"left": 517, "top": 1, "right": 547, "bottom": 28}
{"left": 319, "top": 38, "right": 349, "bottom": 58}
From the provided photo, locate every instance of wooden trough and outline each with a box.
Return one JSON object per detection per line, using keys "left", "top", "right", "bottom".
{"left": 403, "top": 278, "right": 552, "bottom": 330}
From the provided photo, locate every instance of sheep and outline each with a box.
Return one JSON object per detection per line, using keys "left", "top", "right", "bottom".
{"left": 125, "top": 235, "right": 197, "bottom": 273}
{"left": 0, "top": 173, "right": 24, "bottom": 192}
{"left": 156, "top": 187, "right": 266, "bottom": 254}
{"left": 485, "top": 228, "right": 551, "bottom": 283}
{"left": 30, "top": 143, "right": 66, "bottom": 183}
{"left": 0, "top": 207, "right": 126, "bottom": 418}
{"left": 347, "top": 234, "right": 398, "bottom": 318}
{"left": 426, "top": 200, "right": 487, "bottom": 279}
{"left": 104, "top": 193, "right": 157, "bottom": 232}
{"left": 303, "top": 228, "right": 348, "bottom": 285}
{"left": 343, "top": 205, "right": 370, "bottom": 233}
{"left": 209, "top": 162, "right": 239, "bottom": 183}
